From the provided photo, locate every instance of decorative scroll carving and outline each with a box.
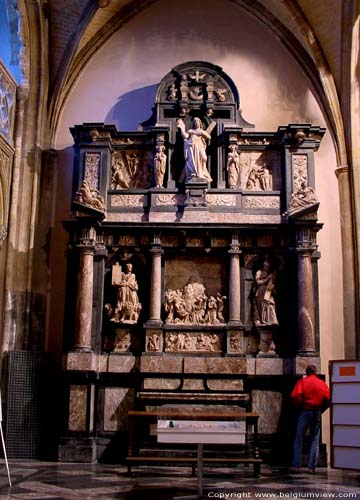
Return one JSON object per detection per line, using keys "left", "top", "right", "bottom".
{"left": 155, "top": 193, "right": 186, "bottom": 206}
{"left": 154, "top": 145, "right": 167, "bottom": 188}
{"left": 206, "top": 194, "right": 236, "bottom": 206}
{"left": 0, "top": 63, "right": 17, "bottom": 142}
{"left": 106, "top": 263, "right": 142, "bottom": 324}
{"left": 111, "top": 150, "right": 152, "bottom": 189}
{"left": 110, "top": 194, "right": 145, "bottom": 207}
{"left": 164, "top": 283, "right": 226, "bottom": 325}
{"left": 293, "top": 154, "right": 308, "bottom": 191}
{"left": 243, "top": 196, "right": 280, "bottom": 209}
{"left": 84, "top": 152, "right": 101, "bottom": 190}
{"left": 165, "top": 332, "right": 223, "bottom": 352}
{"left": 74, "top": 180, "right": 105, "bottom": 212}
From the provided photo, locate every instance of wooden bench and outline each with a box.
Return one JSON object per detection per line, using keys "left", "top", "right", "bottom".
{"left": 127, "top": 410, "right": 262, "bottom": 477}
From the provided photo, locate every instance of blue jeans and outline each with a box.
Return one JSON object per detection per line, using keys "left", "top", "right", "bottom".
{"left": 293, "top": 409, "right": 321, "bottom": 469}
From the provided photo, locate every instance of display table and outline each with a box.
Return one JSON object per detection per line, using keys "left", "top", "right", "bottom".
{"left": 126, "top": 407, "right": 262, "bottom": 482}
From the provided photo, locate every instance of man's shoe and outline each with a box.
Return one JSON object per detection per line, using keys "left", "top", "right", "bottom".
{"left": 289, "top": 467, "right": 301, "bottom": 474}
{"left": 308, "top": 468, "right": 316, "bottom": 474}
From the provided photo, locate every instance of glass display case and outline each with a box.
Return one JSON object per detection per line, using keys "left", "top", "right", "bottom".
{"left": 157, "top": 404, "right": 246, "bottom": 444}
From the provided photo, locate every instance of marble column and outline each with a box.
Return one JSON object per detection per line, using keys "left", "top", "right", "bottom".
{"left": 148, "top": 245, "right": 163, "bottom": 325}
{"left": 297, "top": 229, "right": 316, "bottom": 353}
{"left": 74, "top": 243, "right": 95, "bottom": 351}
{"left": 228, "top": 241, "right": 241, "bottom": 324}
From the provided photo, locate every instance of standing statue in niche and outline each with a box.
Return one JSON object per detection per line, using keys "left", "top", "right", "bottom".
{"left": 154, "top": 145, "right": 167, "bottom": 188}
{"left": 253, "top": 260, "right": 278, "bottom": 326}
{"left": 109, "top": 263, "right": 142, "bottom": 324}
{"left": 227, "top": 144, "right": 240, "bottom": 189}
{"left": 177, "top": 117, "right": 215, "bottom": 183}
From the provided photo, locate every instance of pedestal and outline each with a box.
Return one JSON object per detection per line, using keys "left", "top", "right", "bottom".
{"left": 257, "top": 326, "right": 276, "bottom": 356}
{"left": 184, "top": 178, "right": 208, "bottom": 208}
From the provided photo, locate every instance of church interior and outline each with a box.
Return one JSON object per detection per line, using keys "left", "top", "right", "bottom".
{"left": 0, "top": 0, "right": 359, "bottom": 491}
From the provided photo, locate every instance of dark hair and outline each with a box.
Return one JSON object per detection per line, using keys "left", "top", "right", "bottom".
{"left": 306, "top": 364, "right": 317, "bottom": 375}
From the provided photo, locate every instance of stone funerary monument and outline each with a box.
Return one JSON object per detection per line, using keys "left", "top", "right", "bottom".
{"left": 60, "top": 61, "right": 325, "bottom": 463}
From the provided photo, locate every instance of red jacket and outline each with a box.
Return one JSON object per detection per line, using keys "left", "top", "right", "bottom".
{"left": 291, "top": 374, "right": 330, "bottom": 411}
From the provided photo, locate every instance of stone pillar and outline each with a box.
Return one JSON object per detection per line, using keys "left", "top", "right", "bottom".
{"left": 74, "top": 242, "right": 95, "bottom": 351}
{"left": 335, "top": 165, "right": 358, "bottom": 358}
{"left": 297, "top": 228, "right": 316, "bottom": 354}
{"left": 228, "top": 236, "right": 241, "bottom": 324}
{"left": 148, "top": 245, "right": 163, "bottom": 325}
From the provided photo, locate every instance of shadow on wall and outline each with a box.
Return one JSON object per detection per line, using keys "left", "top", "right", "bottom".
{"left": 105, "top": 84, "right": 158, "bottom": 131}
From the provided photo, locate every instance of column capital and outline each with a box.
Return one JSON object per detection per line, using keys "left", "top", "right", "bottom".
{"left": 77, "top": 240, "right": 96, "bottom": 254}
{"left": 150, "top": 245, "right": 163, "bottom": 255}
{"left": 228, "top": 245, "right": 242, "bottom": 254}
{"left": 335, "top": 164, "right": 349, "bottom": 178}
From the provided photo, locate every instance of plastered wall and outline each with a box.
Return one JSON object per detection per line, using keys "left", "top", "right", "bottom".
{"left": 53, "top": 0, "right": 343, "bottom": 448}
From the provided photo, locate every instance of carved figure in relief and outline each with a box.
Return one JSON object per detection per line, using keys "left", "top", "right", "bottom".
{"left": 165, "top": 332, "right": 178, "bottom": 350}
{"left": 164, "top": 282, "right": 226, "bottom": 325}
{"left": 216, "top": 293, "right": 227, "bottom": 323}
{"left": 114, "top": 331, "right": 131, "bottom": 352}
{"left": 111, "top": 156, "right": 131, "bottom": 189}
{"left": 147, "top": 333, "right": 160, "bottom": 351}
{"left": 287, "top": 180, "right": 319, "bottom": 214}
{"left": 154, "top": 145, "right": 167, "bottom": 188}
{"left": 227, "top": 144, "right": 240, "bottom": 189}
{"left": 258, "top": 163, "right": 272, "bottom": 190}
{"left": 205, "top": 296, "right": 220, "bottom": 325}
{"left": 229, "top": 333, "right": 241, "bottom": 351}
{"left": 75, "top": 179, "right": 105, "bottom": 211}
{"left": 109, "top": 263, "right": 142, "bottom": 324}
{"left": 177, "top": 117, "right": 215, "bottom": 183}
{"left": 167, "top": 83, "right": 177, "bottom": 101}
{"left": 246, "top": 164, "right": 273, "bottom": 191}
{"left": 253, "top": 261, "right": 278, "bottom": 326}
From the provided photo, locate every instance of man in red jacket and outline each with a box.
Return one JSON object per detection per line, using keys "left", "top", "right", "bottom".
{"left": 290, "top": 364, "right": 330, "bottom": 473}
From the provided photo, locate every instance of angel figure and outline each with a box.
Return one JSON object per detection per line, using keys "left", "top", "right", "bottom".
{"left": 177, "top": 117, "right": 215, "bottom": 183}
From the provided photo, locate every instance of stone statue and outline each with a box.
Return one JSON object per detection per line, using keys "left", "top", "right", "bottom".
{"left": 177, "top": 117, "right": 215, "bottom": 183}
{"left": 253, "top": 260, "right": 278, "bottom": 326}
{"left": 227, "top": 144, "right": 240, "bottom": 189}
{"left": 154, "top": 145, "right": 167, "bottom": 188}
{"left": 75, "top": 179, "right": 105, "bottom": 211}
{"left": 287, "top": 180, "right": 319, "bottom": 214}
{"left": 110, "top": 263, "right": 142, "bottom": 324}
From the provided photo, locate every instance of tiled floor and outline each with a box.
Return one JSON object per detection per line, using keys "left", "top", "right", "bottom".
{"left": 0, "top": 461, "right": 358, "bottom": 500}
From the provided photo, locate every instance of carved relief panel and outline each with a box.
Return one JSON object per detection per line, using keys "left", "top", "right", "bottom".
{"left": 239, "top": 151, "right": 281, "bottom": 191}
{"left": 111, "top": 149, "right": 153, "bottom": 189}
